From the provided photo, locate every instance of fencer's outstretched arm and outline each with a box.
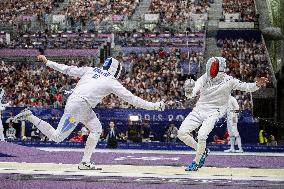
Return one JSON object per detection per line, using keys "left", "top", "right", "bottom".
{"left": 37, "top": 55, "right": 91, "bottom": 78}
{"left": 191, "top": 75, "right": 204, "bottom": 96}
{"left": 231, "top": 77, "right": 268, "bottom": 92}
{"left": 111, "top": 80, "right": 164, "bottom": 111}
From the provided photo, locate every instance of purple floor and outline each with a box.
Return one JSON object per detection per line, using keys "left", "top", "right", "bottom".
{"left": 0, "top": 142, "right": 284, "bottom": 189}
{"left": 5, "top": 180, "right": 276, "bottom": 189}
{"left": 0, "top": 142, "right": 283, "bottom": 168}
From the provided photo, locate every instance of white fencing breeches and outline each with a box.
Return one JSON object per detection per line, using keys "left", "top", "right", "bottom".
{"left": 0, "top": 119, "right": 4, "bottom": 141}
{"left": 28, "top": 96, "right": 102, "bottom": 143}
{"left": 227, "top": 112, "right": 242, "bottom": 150}
{"left": 27, "top": 97, "right": 102, "bottom": 163}
{"left": 178, "top": 107, "right": 224, "bottom": 163}
{"left": 227, "top": 112, "right": 239, "bottom": 137}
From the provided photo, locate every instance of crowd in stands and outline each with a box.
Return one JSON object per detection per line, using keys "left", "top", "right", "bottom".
{"left": 115, "top": 31, "right": 205, "bottom": 48}
{"left": 232, "top": 91, "right": 252, "bottom": 111}
{"left": 1, "top": 31, "right": 109, "bottom": 49}
{"left": 0, "top": 0, "right": 59, "bottom": 25}
{"left": 0, "top": 59, "right": 85, "bottom": 107}
{"left": 1, "top": 37, "right": 260, "bottom": 110}
{"left": 0, "top": 46, "right": 203, "bottom": 109}
{"left": 217, "top": 38, "right": 271, "bottom": 85}
{"left": 221, "top": 0, "right": 257, "bottom": 22}
{"left": 101, "top": 49, "right": 203, "bottom": 109}
{"left": 0, "top": 0, "right": 139, "bottom": 30}
{"left": 149, "top": 0, "right": 211, "bottom": 24}
{"left": 61, "top": 0, "right": 139, "bottom": 28}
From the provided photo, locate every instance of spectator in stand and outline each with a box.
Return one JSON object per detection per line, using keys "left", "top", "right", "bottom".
{"left": 164, "top": 123, "right": 178, "bottom": 142}
{"left": 118, "top": 132, "right": 128, "bottom": 142}
{"left": 141, "top": 119, "right": 151, "bottom": 142}
{"left": 6, "top": 121, "right": 16, "bottom": 140}
{"left": 99, "top": 128, "right": 106, "bottom": 142}
{"left": 211, "top": 135, "right": 225, "bottom": 144}
{"left": 259, "top": 128, "right": 268, "bottom": 145}
{"left": 53, "top": 92, "right": 63, "bottom": 107}
{"left": 106, "top": 121, "right": 119, "bottom": 148}
{"left": 126, "top": 120, "right": 142, "bottom": 142}
{"left": 223, "top": 130, "right": 229, "bottom": 144}
{"left": 30, "top": 124, "right": 41, "bottom": 140}
{"left": 268, "top": 135, "right": 277, "bottom": 146}
{"left": 70, "top": 130, "right": 84, "bottom": 142}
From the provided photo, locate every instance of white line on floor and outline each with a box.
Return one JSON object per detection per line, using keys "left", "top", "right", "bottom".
{"left": 36, "top": 147, "right": 284, "bottom": 157}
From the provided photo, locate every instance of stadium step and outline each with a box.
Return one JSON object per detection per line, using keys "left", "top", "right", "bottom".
{"left": 131, "top": 0, "right": 151, "bottom": 21}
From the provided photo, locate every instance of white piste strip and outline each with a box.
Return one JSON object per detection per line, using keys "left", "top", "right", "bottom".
{"left": 36, "top": 147, "right": 284, "bottom": 157}
{"left": 0, "top": 168, "right": 283, "bottom": 182}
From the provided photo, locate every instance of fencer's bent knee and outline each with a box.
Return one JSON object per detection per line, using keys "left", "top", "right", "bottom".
{"left": 86, "top": 118, "right": 102, "bottom": 134}
{"left": 198, "top": 138, "right": 206, "bottom": 143}
{"left": 197, "top": 133, "right": 209, "bottom": 140}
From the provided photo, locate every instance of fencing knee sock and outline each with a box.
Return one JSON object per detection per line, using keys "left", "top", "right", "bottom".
{"left": 81, "top": 132, "right": 100, "bottom": 163}
{"left": 0, "top": 127, "right": 4, "bottom": 141}
{"left": 194, "top": 139, "right": 206, "bottom": 164}
{"left": 27, "top": 115, "right": 56, "bottom": 140}
{"left": 236, "top": 136, "right": 242, "bottom": 150}
{"left": 178, "top": 132, "right": 197, "bottom": 150}
{"left": 230, "top": 136, "right": 235, "bottom": 150}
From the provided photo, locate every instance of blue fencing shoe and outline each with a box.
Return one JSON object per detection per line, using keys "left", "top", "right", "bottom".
{"left": 198, "top": 148, "right": 210, "bottom": 168}
{"left": 185, "top": 161, "right": 199, "bottom": 171}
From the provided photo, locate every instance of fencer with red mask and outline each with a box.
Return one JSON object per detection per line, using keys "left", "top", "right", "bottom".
{"left": 179, "top": 57, "right": 268, "bottom": 171}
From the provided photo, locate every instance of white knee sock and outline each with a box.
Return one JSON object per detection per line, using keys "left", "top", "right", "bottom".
{"left": 27, "top": 115, "right": 56, "bottom": 140}
{"left": 0, "top": 128, "right": 4, "bottom": 141}
{"left": 230, "top": 136, "right": 235, "bottom": 150}
{"left": 194, "top": 139, "right": 206, "bottom": 164}
{"left": 81, "top": 132, "right": 100, "bottom": 163}
{"left": 236, "top": 136, "right": 242, "bottom": 150}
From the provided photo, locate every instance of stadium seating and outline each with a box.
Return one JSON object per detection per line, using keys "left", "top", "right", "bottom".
{"left": 221, "top": 0, "right": 257, "bottom": 22}
{"left": 1, "top": 31, "right": 111, "bottom": 49}
{"left": 0, "top": 0, "right": 56, "bottom": 25}
{"left": 149, "top": 0, "right": 211, "bottom": 23}
{"left": 61, "top": 0, "right": 139, "bottom": 28}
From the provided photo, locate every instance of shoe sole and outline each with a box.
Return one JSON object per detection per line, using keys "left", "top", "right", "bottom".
{"left": 185, "top": 168, "right": 198, "bottom": 171}
{"left": 78, "top": 167, "right": 102, "bottom": 170}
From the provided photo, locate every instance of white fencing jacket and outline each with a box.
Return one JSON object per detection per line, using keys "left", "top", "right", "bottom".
{"left": 47, "top": 61, "right": 158, "bottom": 110}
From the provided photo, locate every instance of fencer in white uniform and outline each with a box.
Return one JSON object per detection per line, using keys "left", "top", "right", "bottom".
{"left": 14, "top": 55, "right": 165, "bottom": 170}
{"left": 0, "top": 89, "right": 9, "bottom": 141}
{"left": 178, "top": 57, "right": 268, "bottom": 171}
{"left": 224, "top": 95, "right": 243, "bottom": 153}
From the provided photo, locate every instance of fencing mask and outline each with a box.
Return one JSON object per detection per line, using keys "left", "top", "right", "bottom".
{"left": 102, "top": 57, "right": 122, "bottom": 79}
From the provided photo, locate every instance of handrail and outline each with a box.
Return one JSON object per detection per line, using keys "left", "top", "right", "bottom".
{"left": 261, "top": 35, "right": 277, "bottom": 87}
